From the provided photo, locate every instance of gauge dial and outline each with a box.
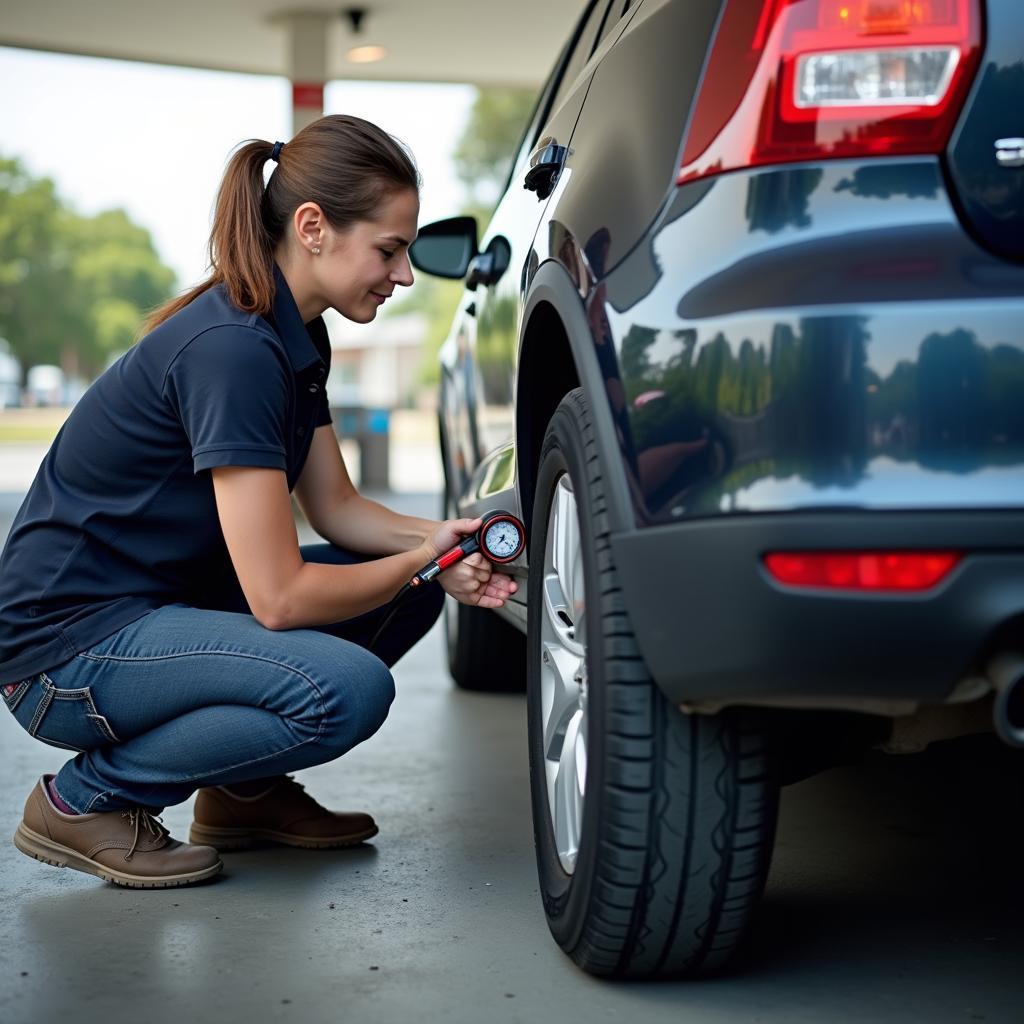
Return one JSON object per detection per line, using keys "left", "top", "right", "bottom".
{"left": 483, "top": 519, "right": 523, "bottom": 561}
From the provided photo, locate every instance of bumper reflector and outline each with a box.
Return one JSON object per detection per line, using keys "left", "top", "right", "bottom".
{"left": 764, "top": 551, "right": 960, "bottom": 591}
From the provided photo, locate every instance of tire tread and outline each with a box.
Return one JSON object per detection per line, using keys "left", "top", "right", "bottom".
{"left": 531, "top": 389, "right": 778, "bottom": 979}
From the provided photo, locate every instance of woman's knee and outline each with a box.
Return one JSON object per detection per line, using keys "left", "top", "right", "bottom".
{"left": 316, "top": 648, "right": 395, "bottom": 754}
{"left": 354, "top": 652, "right": 396, "bottom": 738}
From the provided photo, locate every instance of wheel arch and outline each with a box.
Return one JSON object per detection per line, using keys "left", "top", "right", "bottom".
{"left": 516, "top": 261, "right": 636, "bottom": 544}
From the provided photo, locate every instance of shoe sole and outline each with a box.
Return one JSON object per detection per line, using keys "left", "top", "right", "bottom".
{"left": 13, "top": 823, "right": 223, "bottom": 888}
{"left": 188, "top": 821, "right": 379, "bottom": 851}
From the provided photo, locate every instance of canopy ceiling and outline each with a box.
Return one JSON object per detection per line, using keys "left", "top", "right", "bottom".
{"left": 0, "top": 0, "right": 584, "bottom": 87}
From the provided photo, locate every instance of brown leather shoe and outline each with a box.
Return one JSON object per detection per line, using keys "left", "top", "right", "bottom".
{"left": 13, "top": 777, "right": 222, "bottom": 888}
{"left": 189, "top": 776, "right": 378, "bottom": 850}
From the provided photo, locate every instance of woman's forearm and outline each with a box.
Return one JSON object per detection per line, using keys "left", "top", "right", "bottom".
{"left": 270, "top": 547, "right": 429, "bottom": 629}
{"left": 315, "top": 492, "right": 440, "bottom": 555}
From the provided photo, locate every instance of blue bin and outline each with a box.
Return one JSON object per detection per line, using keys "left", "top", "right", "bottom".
{"left": 331, "top": 406, "right": 391, "bottom": 490}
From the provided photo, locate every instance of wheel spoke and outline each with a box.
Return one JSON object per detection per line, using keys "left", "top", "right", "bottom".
{"left": 543, "top": 479, "right": 585, "bottom": 654}
{"left": 552, "top": 479, "right": 580, "bottom": 621}
{"left": 571, "top": 539, "right": 587, "bottom": 650}
{"left": 569, "top": 528, "right": 585, "bottom": 647}
{"left": 542, "top": 572, "right": 583, "bottom": 653}
{"left": 552, "top": 708, "right": 586, "bottom": 872}
{"left": 540, "top": 640, "right": 583, "bottom": 762}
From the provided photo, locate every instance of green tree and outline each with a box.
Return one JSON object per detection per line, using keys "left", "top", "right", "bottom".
{"left": 64, "top": 208, "right": 176, "bottom": 374}
{"left": 402, "top": 86, "right": 537, "bottom": 391}
{"left": 0, "top": 155, "right": 175, "bottom": 381}
{"left": 0, "top": 157, "right": 79, "bottom": 376}
{"left": 453, "top": 87, "right": 536, "bottom": 220}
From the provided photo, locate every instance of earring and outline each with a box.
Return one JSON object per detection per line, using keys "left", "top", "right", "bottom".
{"left": 311, "top": 245, "right": 320, "bottom": 255}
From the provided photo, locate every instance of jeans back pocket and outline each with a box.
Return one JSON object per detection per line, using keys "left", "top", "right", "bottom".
{"left": 19, "top": 674, "right": 120, "bottom": 752}
{"left": 2, "top": 679, "right": 31, "bottom": 714}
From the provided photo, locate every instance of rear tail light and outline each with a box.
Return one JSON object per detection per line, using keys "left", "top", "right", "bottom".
{"left": 797, "top": 48, "right": 959, "bottom": 107}
{"left": 763, "top": 551, "right": 960, "bottom": 591}
{"left": 679, "top": 0, "right": 982, "bottom": 184}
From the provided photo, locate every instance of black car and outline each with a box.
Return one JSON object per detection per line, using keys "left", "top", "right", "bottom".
{"left": 410, "top": 0, "right": 1024, "bottom": 978}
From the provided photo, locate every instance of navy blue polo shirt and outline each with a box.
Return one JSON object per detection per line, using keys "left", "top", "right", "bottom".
{"left": 0, "top": 265, "right": 331, "bottom": 684}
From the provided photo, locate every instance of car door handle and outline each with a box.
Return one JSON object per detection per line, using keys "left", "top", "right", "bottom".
{"left": 524, "top": 137, "right": 568, "bottom": 198}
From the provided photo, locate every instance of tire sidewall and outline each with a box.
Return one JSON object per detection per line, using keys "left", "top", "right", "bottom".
{"left": 527, "top": 391, "right": 610, "bottom": 953}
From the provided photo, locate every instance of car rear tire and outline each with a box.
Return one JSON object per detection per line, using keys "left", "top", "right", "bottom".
{"left": 527, "top": 388, "right": 780, "bottom": 977}
{"left": 445, "top": 596, "right": 527, "bottom": 692}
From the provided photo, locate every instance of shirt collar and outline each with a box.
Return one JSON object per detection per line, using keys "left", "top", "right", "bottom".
{"left": 268, "top": 263, "right": 326, "bottom": 373}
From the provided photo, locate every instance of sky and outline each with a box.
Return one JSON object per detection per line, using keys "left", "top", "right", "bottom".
{"left": 0, "top": 46, "right": 478, "bottom": 289}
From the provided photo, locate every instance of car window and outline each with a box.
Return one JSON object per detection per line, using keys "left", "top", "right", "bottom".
{"left": 547, "top": 0, "right": 617, "bottom": 117}
{"left": 501, "top": 0, "right": 611, "bottom": 191}
{"left": 503, "top": 60, "right": 561, "bottom": 190}
{"left": 593, "top": 0, "right": 635, "bottom": 52}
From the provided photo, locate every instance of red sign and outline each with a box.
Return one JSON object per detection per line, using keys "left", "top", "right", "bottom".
{"left": 292, "top": 82, "right": 324, "bottom": 109}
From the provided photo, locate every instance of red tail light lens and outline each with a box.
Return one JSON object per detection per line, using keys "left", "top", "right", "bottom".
{"left": 764, "top": 551, "right": 960, "bottom": 591}
{"left": 679, "top": 0, "right": 982, "bottom": 184}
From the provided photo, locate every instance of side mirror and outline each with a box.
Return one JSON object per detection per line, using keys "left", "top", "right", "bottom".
{"left": 409, "top": 216, "right": 478, "bottom": 279}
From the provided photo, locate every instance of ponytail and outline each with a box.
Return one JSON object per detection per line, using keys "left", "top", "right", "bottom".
{"left": 143, "top": 115, "right": 419, "bottom": 333}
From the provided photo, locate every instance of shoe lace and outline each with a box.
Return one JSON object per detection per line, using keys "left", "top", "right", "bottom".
{"left": 120, "top": 807, "right": 166, "bottom": 860}
{"left": 275, "top": 775, "right": 322, "bottom": 811}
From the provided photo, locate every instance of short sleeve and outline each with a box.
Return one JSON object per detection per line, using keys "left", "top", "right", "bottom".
{"left": 163, "top": 325, "right": 290, "bottom": 474}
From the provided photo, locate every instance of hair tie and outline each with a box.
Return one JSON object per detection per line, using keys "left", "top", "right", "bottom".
{"left": 270, "top": 141, "right": 284, "bottom": 162}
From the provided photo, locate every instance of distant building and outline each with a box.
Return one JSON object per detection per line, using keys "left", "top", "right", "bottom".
{"left": 25, "top": 364, "right": 66, "bottom": 407}
{"left": 321, "top": 310, "right": 428, "bottom": 409}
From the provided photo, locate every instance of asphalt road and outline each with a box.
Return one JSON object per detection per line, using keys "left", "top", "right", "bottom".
{"left": 0, "top": 473, "right": 1021, "bottom": 1023}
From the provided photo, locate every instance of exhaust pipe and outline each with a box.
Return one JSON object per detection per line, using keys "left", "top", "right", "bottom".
{"left": 988, "top": 652, "right": 1024, "bottom": 748}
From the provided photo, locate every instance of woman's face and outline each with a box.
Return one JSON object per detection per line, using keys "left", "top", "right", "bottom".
{"left": 314, "top": 188, "right": 420, "bottom": 323}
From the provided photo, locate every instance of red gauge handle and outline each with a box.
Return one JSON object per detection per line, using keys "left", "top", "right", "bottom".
{"left": 409, "top": 511, "right": 524, "bottom": 586}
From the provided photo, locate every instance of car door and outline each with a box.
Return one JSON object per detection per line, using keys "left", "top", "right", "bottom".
{"left": 442, "top": 0, "right": 619, "bottom": 511}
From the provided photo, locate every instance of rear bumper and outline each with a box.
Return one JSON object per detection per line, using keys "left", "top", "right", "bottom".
{"left": 610, "top": 509, "right": 1024, "bottom": 710}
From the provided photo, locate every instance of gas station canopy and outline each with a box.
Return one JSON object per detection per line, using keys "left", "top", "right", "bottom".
{"left": 0, "top": 0, "right": 581, "bottom": 88}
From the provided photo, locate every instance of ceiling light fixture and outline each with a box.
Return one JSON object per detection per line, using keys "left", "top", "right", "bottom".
{"left": 347, "top": 45, "right": 388, "bottom": 63}
{"left": 341, "top": 7, "right": 387, "bottom": 64}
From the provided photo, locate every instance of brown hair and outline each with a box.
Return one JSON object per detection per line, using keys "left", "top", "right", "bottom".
{"left": 144, "top": 114, "right": 419, "bottom": 332}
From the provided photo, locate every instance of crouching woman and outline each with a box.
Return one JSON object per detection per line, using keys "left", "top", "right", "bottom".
{"left": 0, "top": 114, "right": 516, "bottom": 888}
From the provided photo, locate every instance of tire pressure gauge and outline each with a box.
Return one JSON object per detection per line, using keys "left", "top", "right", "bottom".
{"left": 410, "top": 510, "right": 526, "bottom": 587}
{"left": 369, "top": 510, "right": 527, "bottom": 653}
{"left": 478, "top": 512, "right": 526, "bottom": 564}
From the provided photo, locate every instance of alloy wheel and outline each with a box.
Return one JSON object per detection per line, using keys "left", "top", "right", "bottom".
{"left": 539, "top": 473, "right": 588, "bottom": 873}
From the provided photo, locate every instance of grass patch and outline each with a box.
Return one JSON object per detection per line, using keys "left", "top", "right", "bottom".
{"left": 0, "top": 409, "right": 69, "bottom": 444}
{"left": 0, "top": 426, "right": 61, "bottom": 443}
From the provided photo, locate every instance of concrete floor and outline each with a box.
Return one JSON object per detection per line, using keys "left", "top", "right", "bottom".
{"left": 0, "top": 488, "right": 1022, "bottom": 1023}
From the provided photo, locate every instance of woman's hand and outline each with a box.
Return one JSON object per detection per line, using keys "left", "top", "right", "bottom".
{"left": 439, "top": 551, "right": 518, "bottom": 609}
{"left": 419, "top": 517, "right": 481, "bottom": 561}
{"left": 420, "top": 518, "right": 519, "bottom": 610}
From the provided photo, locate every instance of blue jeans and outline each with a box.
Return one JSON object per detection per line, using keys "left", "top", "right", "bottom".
{"left": 3, "top": 544, "right": 444, "bottom": 814}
